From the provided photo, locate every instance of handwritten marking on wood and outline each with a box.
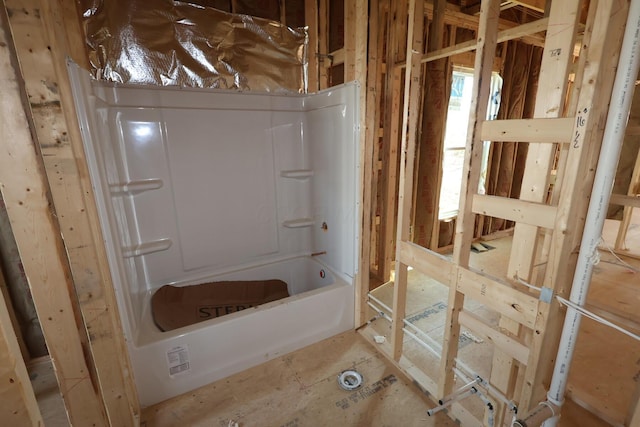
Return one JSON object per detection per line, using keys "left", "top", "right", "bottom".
{"left": 573, "top": 108, "right": 588, "bottom": 148}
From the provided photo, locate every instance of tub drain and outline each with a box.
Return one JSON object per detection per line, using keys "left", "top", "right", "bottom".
{"left": 337, "top": 369, "right": 364, "bottom": 391}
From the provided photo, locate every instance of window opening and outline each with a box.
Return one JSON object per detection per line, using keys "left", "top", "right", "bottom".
{"left": 439, "top": 69, "right": 502, "bottom": 220}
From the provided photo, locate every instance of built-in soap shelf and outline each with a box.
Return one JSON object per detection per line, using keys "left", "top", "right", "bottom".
{"left": 282, "top": 218, "right": 315, "bottom": 228}
{"left": 110, "top": 178, "right": 163, "bottom": 195}
{"left": 122, "top": 238, "right": 172, "bottom": 258}
{"left": 280, "top": 169, "right": 314, "bottom": 179}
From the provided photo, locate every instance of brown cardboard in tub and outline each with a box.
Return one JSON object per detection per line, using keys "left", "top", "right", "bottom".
{"left": 151, "top": 279, "right": 289, "bottom": 332}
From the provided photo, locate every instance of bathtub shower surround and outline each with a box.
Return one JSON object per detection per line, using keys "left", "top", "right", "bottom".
{"left": 68, "top": 62, "right": 359, "bottom": 406}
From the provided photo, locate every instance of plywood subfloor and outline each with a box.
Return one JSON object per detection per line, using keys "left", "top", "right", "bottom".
{"left": 141, "top": 332, "right": 459, "bottom": 427}
{"left": 139, "top": 321, "right": 604, "bottom": 427}
{"left": 572, "top": 210, "right": 640, "bottom": 426}
{"left": 568, "top": 310, "right": 640, "bottom": 426}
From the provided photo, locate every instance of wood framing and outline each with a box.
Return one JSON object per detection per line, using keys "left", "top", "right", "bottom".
{"left": 317, "top": 0, "right": 330, "bottom": 89}
{"left": 0, "top": 272, "right": 43, "bottom": 426}
{"left": 425, "top": 2, "right": 545, "bottom": 47}
{"left": 420, "top": 17, "right": 548, "bottom": 64}
{"left": 305, "top": 0, "right": 319, "bottom": 92}
{"left": 458, "top": 310, "right": 529, "bottom": 365}
{"left": 0, "top": 261, "right": 30, "bottom": 361}
{"left": 486, "top": 0, "right": 584, "bottom": 417}
{"left": 397, "top": 242, "right": 453, "bottom": 286}
{"left": 440, "top": 0, "right": 501, "bottom": 404}
{"left": 391, "top": 0, "right": 425, "bottom": 361}
{"left": 0, "top": 6, "right": 107, "bottom": 424}
{"left": 364, "top": 0, "right": 386, "bottom": 280}
{"left": 422, "top": 0, "right": 448, "bottom": 250}
{"left": 480, "top": 117, "right": 574, "bottom": 143}
{"left": 611, "top": 193, "right": 640, "bottom": 209}
{"left": 2, "top": 0, "right": 638, "bottom": 425}
{"left": 629, "top": 382, "right": 640, "bottom": 427}
{"left": 345, "top": 0, "right": 369, "bottom": 324}
{"left": 3, "top": 0, "right": 140, "bottom": 424}
{"left": 522, "top": 0, "right": 629, "bottom": 411}
{"left": 505, "top": 0, "right": 582, "bottom": 281}
{"left": 360, "top": 0, "right": 635, "bottom": 425}
{"left": 378, "top": 0, "right": 408, "bottom": 281}
{"left": 471, "top": 195, "right": 557, "bottom": 229}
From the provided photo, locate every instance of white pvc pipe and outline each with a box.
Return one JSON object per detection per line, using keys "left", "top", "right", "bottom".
{"left": 367, "top": 293, "right": 394, "bottom": 314}
{"left": 542, "top": 1, "right": 640, "bottom": 426}
{"left": 365, "top": 301, "right": 393, "bottom": 322}
{"left": 427, "top": 388, "right": 478, "bottom": 416}
{"left": 439, "top": 378, "right": 481, "bottom": 405}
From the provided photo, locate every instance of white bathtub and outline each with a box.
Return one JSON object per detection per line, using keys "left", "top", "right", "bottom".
{"left": 68, "top": 62, "right": 360, "bottom": 406}
{"left": 133, "top": 256, "right": 353, "bottom": 406}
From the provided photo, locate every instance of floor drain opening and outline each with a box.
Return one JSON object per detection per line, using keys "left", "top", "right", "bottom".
{"left": 338, "top": 369, "right": 364, "bottom": 391}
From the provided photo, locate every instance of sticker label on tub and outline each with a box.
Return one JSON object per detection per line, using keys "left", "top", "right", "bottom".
{"left": 166, "top": 345, "right": 190, "bottom": 376}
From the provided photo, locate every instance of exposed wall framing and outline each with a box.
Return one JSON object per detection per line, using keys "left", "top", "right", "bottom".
{"left": 2, "top": 0, "right": 140, "bottom": 424}
{"left": 0, "top": 4, "right": 108, "bottom": 424}
{"left": 344, "top": 0, "right": 370, "bottom": 324}
{"left": 366, "top": 0, "right": 551, "bottom": 282}
{"left": 360, "top": 0, "right": 636, "bottom": 425}
{"left": 376, "top": 0, "right": 408, "bottom": 282}
{"left": 2, "top": 1, "right": 639, "bottom": 425}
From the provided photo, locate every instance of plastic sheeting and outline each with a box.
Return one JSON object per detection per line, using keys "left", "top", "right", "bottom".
{"left": 80, "top": 0, "right": 308, "bottom": 92}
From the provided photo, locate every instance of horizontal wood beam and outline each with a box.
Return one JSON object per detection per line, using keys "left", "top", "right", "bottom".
{"left": 458, "top": 310, "right": 530, "bottom": 365}
{"left": 422, "top": 38, "right": 476, "bottom": 64}
{"left": 421, "top": 18, "right": 549, "bottom": 64}
{"left": 463, "top": 1, "right": 520, "bottom": 15}
{"left": 397, "top": 241, "right": 455, "bottom": 287}
{"left": 461, "top": 2, "right": 485, "bottom": 15}
{"left": 451, "top": 50, "right": 504, "bottom": 71}
{"left": 610, "top": 193, "right": 640, "bottom": 208}
{"left": 329, "top": 48, "right": 345, "bottom": 66}
{"left": 425, "top": 2, "right": 546, "bottom": 46}
{"left": 455, "top": 268, "right": 539, "bottom": 329}
{"left": 463, "top": 0, "right": 546, "bottom": 15}
{"left": 497, "top": 16, "right": 548, "bottom": 43}
{"left": 626, "top": 125, "right": 640, "bottom": 135}
{"left": 480, "top": 117, "right": 574, "bottom": 143}
{"left": 472, "top": 194, "right": 557, "bottom": 229}
{"left": 512, "top": 0, "right": 546, "bottom": 13}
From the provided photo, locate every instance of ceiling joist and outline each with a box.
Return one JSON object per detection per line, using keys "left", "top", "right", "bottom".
{"left": 424, "top": 1, "right": 546, "bottom": 47}
{"left": 462, "top": 0, "right": 546, "bottom": 15}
